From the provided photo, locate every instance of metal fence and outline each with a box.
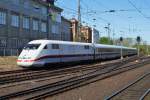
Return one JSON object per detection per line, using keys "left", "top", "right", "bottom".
{"left": 0, "top": 48, "right": 22, "bottom": 56}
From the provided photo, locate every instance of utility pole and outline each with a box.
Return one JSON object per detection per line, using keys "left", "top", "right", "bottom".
{"left": 77, "top": 0, "right": 81, "bottom": 42}
{"left": 104, "top": 23, "right": 111, "bottom": 44}
{"left": 108, "top": 23, "right": 110, "bottom": 42}
{"left": 113, "top": 29, "right": 115, "bottom": 45}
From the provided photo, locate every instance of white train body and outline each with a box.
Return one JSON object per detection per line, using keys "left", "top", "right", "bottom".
{"left": 17, "top": 40, "right": 137, "bottom": 67}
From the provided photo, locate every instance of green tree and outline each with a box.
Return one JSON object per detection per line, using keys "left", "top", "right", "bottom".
{"left": 133, "top": 44, "right": 150, "bottom": 55}
{"left": 99, "top": 37, "right": 113, "bottom": 45}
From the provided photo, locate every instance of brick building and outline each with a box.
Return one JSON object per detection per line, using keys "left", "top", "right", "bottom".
{"left": 81, "top": 26, "right": 92, "bottom": 43}
{"left": 70, "top": 18, "right": 78, "bottom": 41}
{"left": 70, "top": 18, "right": 92, "bottom": 43}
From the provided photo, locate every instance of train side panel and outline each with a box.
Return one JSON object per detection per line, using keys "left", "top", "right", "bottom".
{"left": 17, "top": 40, "right": 138, "bottom": 67}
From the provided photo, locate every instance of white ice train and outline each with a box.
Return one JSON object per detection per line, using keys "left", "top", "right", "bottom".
{"left": 17, "top": 40, "right": 137, "bottom": 67}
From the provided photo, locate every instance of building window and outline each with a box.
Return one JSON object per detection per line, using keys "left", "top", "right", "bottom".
{"left": 0, "top": 38, "right": 6, "bottom": 47}
{"left": 0, "top": 11, "right": 6, "bottom": 25}
{"left": 41, "top": 22, "right": 47, "bottom": 32}
{"left": 9, "top": 38, "right": 18, "bottom": 48}
{"left": 33, "top": 19, "right": 39, "bottom": 31}
{"left": 52, "top": 24, "right": 59, "bottom": 34}
{"left": 33, "top": 3, "right": 40, "bottom": 12}
{"left": 23, "top": 1, "right": 30, "bottom": 8}
{"left": 11, "top": 14, "right": 19, "bottom": 27}
{"left": 41, "top": 6, "right": 47, "bottom": 15}
{"left": 23, "top": 16, "right": 29, "bottom": 29}
{"left": 56, "top": 13, "right": 61, "bottom": 22}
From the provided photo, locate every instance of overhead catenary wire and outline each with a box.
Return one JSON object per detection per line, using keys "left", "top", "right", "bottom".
{"left": 127, "top": 0, "right": 150, "bottom": 21}
{"left": 57, "top": 0, "right": 147, "bottom": 35}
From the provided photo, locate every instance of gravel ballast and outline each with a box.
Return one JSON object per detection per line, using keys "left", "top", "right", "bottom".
{"left": 47, "top": 63, "right": 150, "bottom": 100}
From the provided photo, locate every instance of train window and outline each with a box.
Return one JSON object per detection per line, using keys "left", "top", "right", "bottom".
{"left": 84, "top": 45, "right": 89, "bottom": 49}
{"left": 52, "top": 44, "right": 59, "bottom": 49}
{"left": 24, "top": 44, "right": 41, "bottom": 50}
{"left": 100, "top": 48, "right": 105, "bottom": 52}
{"left": 43, "top": 45, "right": 48, "bottom": 49}
{"left": 105, "top": 48, "right": 113, "bottom": 52}
{"left": 98, "top": 48, "right": 101, "bottom": 52}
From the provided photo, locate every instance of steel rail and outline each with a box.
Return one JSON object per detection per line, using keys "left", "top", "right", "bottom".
{"left": 105, "top": 72, "right": 150, "bottom": 100}
{"left": 21, "top": 58, "right": 150, "bottom": 100}
{"left": 0, "top": 56, "right": 138, "bottom": 85}
{"left": 0, "top": 69, "right": 29, "bottom": 75}
{"left": 139, "top": 89, "right": 150, "bottom": 100}
{"left": 0, "top": 57, "right": 149, "bottom": 99}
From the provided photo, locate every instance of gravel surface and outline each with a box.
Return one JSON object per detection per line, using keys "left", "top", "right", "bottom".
{"left": 47, "top": 63, "right": 150, "bottom": 100}
{"left": 0, "top": 67, "right": 93, "bottom": 97}
{"left": 0, "top": 56, "right": 133, "bottom": 71}
{"left": 144, "top": 92, "right": 150, "bottom": 100}
{"left": 110, "top": 73, "right": 150, "bottom": 100}
{"left": 0, "top": 73, "right": 75, "bottom": 97}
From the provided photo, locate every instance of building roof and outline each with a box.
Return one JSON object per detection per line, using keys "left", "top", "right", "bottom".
{"left": 61, "top": 16, "right": 71, "bottom": 23}
{"left": 70, "top": 18, "right": 78, "bottom": 22}
{"left": 34, "top": 0, "right": 63, "bottom": 12}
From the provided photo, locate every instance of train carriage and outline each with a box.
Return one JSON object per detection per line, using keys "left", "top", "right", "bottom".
{"left": 17, "top": 40, "right": 137, "bottom": 67}
{"left": 94, "top": 44, "right": 121, "bottom": 60}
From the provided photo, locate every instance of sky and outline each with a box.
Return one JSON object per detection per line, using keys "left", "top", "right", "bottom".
{"left": 55, "top": 0, "right": 150, "bottom": 44}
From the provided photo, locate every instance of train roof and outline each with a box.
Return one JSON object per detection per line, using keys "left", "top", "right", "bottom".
{"left": 28, "top": 40, "right": 136, "bottom": 50}
{"left": 94, "top": 44, "right": 136, "bottom": 50}
{"left": 29, "top": 40, "right": 92, "bottom": 46}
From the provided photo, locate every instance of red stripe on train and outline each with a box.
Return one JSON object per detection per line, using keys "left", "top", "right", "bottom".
{"left": 18, "top": 54, "right": 93, "bottom": 62}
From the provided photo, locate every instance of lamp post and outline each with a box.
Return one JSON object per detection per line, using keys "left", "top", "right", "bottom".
{"left": 112, "top": 29, "right": 115, "bottom": 45}
{"left": 104, "top": 23, "right": 111, "bottom": 44}
{"left": 77, "top": 0, "right": 81, "bottom": 42}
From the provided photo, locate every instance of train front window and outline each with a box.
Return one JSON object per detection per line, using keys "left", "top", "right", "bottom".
{"left": 43, "top": 45, "right": 48, "bottom": 49}
{"left": 24, "top": 44, "right": 41, "bottom": 50}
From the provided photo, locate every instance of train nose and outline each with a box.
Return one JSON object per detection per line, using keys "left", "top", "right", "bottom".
{"left": 17, "top": 59, "right": 34, "bottom": 67}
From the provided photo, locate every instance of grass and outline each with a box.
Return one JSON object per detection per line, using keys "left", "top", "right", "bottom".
{"left": 0, "top": 56, "right": 20, "bottom": 71}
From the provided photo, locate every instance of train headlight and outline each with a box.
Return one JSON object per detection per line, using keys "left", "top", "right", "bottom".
{"left": 18, "top": 56, "right": 31, "bottom": 59}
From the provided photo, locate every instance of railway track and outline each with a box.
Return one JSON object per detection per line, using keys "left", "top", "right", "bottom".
{"left": 0, "top": 69, "right": 29, "bottom": 75}
{"left": 0, "top": 56, "right": 139, "bottom": 85}
{"left": 0, "top": 56, "right": 139, "bottom": 75}
{"left": 0, "top": 56, "right": 150, "bottom": 99}
{"left": 140, "top": 89, "right": 150, "bottom": 100}
{"left": 105, "top": 72, "right": 150, "bottom": 100}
